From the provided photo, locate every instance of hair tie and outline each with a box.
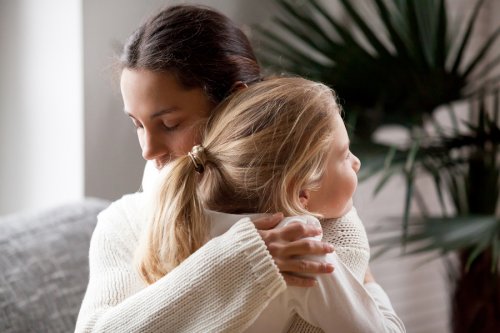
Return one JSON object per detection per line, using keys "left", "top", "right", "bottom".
{"left": 188, "top": 145, "right": 206, "bottom": 174}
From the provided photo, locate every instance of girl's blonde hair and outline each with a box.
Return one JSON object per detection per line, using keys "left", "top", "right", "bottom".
{"left": 136, "top": 77, "right": 342, "bottom": 284}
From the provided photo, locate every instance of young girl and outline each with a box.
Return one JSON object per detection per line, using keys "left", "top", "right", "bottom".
{"left": 139, "top": 77, "right": 405, "bottom": 332}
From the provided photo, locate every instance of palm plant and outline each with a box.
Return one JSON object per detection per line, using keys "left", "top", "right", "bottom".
{"left": 253, "top": 0, "right": 500, "bottom": 331}
{"left": 370, "top": 91, "right": 500, "bottom": 332}
{"left": 254, "top": 0, "right": 500, "bottom": 140}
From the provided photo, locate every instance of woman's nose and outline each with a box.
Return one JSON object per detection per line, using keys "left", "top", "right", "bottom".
{"left": 141, "top": 130, "right": 168, "bottom": 162}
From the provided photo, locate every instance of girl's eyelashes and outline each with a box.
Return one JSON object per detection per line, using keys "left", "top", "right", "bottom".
{"left": 345, "top": 151, "right": 351, "bottom": 159}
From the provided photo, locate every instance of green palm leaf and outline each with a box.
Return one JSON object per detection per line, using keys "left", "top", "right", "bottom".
{"left": 253, "top": 0, "right": 500, "bottom": 138}
{"left": 370, "top": 216, "right": 500, "bottom": 271}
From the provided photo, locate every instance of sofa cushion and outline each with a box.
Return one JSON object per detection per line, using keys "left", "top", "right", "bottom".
{"left": 0, "top": 198, "right": 110, "bottom": 333}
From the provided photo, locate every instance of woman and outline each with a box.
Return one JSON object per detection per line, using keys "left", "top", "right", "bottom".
{"left": 76, "top": 5, "right": 399, "bottom": 332}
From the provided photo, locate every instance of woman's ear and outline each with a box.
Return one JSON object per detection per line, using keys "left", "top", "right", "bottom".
{"left": 230, "top": 81, "right": 248, "bottom": 93}
{"left": 299, "top": 189, "right": 310, "bottom": 209}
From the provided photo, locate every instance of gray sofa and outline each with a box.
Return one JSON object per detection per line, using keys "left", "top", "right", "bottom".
{"left": 0, "top": 198, "right": 110, "bottom": 333}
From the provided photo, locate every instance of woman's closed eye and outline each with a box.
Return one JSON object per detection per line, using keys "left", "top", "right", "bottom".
{"left": 131, "top": 118, "right": 143, "bottom": 130}
{"left": 163, "top": 122, "right": 180, "bottom": 131}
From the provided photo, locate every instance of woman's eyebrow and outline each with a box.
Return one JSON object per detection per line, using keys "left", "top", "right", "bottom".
{"left": 150, "top": 108, "right": 178, "bottom": 119}
{"left": 123, "top": 107, "right": 178, "bottom": 120}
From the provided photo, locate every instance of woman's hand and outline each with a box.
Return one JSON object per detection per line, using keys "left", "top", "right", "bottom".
{"left": 253, "top": 213, "right": 335, "bottom": 287}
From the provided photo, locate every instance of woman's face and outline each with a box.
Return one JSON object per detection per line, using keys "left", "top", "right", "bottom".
{"left": 306, "top": 112, "right": 361, "bottom": 218}
{"left": 120, "top": 69, "right": 215, "bottom": 169}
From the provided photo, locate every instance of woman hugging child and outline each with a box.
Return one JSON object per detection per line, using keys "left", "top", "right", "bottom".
{"left": 138, "top": 77, "right": 405, "bottom": 333}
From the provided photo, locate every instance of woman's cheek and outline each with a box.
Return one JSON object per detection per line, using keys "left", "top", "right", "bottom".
{"left": 175, "top": 128, "right": 197, "bottom": 155}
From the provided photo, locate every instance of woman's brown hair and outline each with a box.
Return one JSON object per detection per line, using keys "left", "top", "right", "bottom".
{"left": 120, "top": 5, "right": 262, "bottom": 103}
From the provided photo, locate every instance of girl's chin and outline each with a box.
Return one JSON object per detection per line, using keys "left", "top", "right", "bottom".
{"left": 332, "top": 200, "right": 354, "bottom": 219}
{"left": 340, "top": 200, "right": 354, "bottom": 216}
{"left": 316, "top": 200, "right": 354, "bottom": 220}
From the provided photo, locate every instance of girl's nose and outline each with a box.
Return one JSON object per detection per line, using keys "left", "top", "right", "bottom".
{"left": 352, "top": 154, "right": 361, "bottom": 173}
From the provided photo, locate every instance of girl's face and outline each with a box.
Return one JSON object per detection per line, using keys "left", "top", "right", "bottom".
{"left": 120, "top": 69, "right": 215, "bottom": 169}
{"left": 305, "top": 112, "right": 361, "bottom": 218}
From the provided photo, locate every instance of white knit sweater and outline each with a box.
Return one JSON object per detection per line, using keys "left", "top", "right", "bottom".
{"left": 75, "top": 192, "right": 405, "bottom": 333}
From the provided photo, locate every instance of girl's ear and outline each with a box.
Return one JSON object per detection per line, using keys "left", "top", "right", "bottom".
{"left": 299, "top": 189, "right": 310, "bottom": 209}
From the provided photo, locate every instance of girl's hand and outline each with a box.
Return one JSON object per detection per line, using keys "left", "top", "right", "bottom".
{"left": 253, "top": 213, "right": 335, "bottom": 287}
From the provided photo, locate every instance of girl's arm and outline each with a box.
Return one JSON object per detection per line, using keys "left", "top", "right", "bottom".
{"left": 282, "top": 211, "right": 406, "bottom": 333}
{"left": 286, "top": 253, "right": 406, "bottom": 333}
{"left": 75, "top": 194, "right": 286, "bottom": 333}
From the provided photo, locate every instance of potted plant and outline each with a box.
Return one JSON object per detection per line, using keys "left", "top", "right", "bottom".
{"left": 371, "top": 91, "right": 500, "bottom": 333}
{"left": 254, "top": 0, "right": 500, "bottom": 140}
{"left": 252, "top": 0, "right": 500, "bottom": 331}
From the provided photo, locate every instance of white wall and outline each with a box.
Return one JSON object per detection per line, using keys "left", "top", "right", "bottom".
{"left": 0, "top": 0, "right": 83, "bottom": 215}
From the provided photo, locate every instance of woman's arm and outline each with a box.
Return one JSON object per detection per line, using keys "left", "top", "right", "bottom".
{"left": 75, "top": 194, "right": 286, "bottom": 333}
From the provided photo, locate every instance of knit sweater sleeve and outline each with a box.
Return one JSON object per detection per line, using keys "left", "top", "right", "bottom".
{"left": 75, "top": 194, "right": 286, "bottom": 333}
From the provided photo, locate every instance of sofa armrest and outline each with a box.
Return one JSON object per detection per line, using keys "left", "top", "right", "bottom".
{"left": 0, "top": 198, "right": 110, "bottom": 333}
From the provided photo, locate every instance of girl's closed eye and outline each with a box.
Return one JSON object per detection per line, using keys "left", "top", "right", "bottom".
{"left": 345, "top": 151, "right": 351, "bottom": 160}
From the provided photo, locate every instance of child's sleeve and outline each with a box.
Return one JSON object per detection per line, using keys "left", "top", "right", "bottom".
{"left": 279, "top": 210, "right": 406, "bottom": 333}
{"left": 285, "top": 252, "right": 406, "bottom": 333}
